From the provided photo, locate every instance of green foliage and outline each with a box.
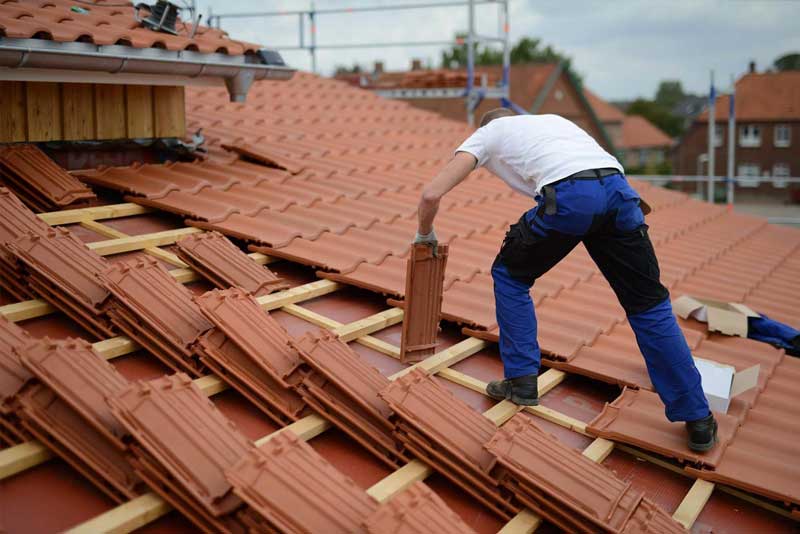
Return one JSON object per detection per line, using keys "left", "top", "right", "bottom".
{"left": 654, "top": 160, "right": 672, "bottom": 175}
{"left": 627, "top": 98, "right": 684, "bottom": 138}
{"left": 774, "top": 53, "right": 800, "bottom": 71}
{"left": 440, "top": 35, "right": 581, "bottom": 84}
{"left": 654, "top": 81, "right": 686, "bottom": 109}
{"left": 334, "top": 64, "right": 363, "bottom": 75}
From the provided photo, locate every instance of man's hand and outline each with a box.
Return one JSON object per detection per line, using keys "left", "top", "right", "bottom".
{"left": 414, "top": 229, "right": 438, "bottom": 256}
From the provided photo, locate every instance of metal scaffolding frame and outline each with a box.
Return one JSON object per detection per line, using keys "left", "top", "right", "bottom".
{"left": 207, "top": 0, "right": 520, "bottom": 125}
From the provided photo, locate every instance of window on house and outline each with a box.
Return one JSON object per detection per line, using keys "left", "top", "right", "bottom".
{"left": 737, "top": 163, "right": 760, "bottom": 187}
{"left": 773, "top": 163, "right": 790, "bottom": 188}
{"left": 739, "top": 125, "right": 761, "bottom": 147}
{"left": 774, "top": 125, "right": 791, "bottom": 148}
{"left": 713, "top": 124, "right": 724, "bottom": 147}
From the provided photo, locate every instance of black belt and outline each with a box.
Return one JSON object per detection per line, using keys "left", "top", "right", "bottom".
{"left": 554, "top": 167, "right": 621, "bottom": 185}
{"left": 540, "top": 168, "right": 621, "bottom": 216}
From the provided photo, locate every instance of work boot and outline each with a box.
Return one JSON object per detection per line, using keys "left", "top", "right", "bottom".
{"left": 686, "top": 413, "right": 718, "bottom": 452}
{"left": 486, "top": 374, "right": 539, "bottom": 406}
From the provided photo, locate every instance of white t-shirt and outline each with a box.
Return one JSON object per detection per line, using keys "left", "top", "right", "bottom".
{"left": 455, "top": 114, "right": 624, "bottom": 197}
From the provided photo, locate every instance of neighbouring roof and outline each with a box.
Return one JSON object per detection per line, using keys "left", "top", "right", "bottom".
{"left": 698, "top": 71, "right": 800, "bottom": 122}
{"left": 621, "top": 115, "right": 673, "bottom": 150}
{"left": 1, "top": 62, "right": 799, "bottom": 534}
{"left": 584, "top": 88, "right": 625, "bottom": 123}
{"left": 0, "top": 0, "right": 260, "bottom": 55}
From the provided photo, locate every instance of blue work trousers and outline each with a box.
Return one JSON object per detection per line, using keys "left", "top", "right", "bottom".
{"left": 491, "top": 173, "right": 710, "bottom": 422}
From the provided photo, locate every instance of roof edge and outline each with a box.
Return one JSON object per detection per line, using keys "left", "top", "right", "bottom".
{"left": 0, "top": 38, "right": 295, "bottom": 102}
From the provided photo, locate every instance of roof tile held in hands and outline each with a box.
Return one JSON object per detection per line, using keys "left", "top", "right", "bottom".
{"left": 399, "top": 243, "right": 449, "bottom": 363}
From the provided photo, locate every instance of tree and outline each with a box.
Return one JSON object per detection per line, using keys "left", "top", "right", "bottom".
{"left": 654, "top": 81, "right": 686, "bottom": 109}
{"left": 334, "top": 64, "right": 363, "bottom": 75}
{"left": 626, "top": 99, "right": 684, "bottom": 138}
{"left": 774, "top": 53, "right": 800, "bottom": 71}
{"left": 440, "top": 35, "right": 581, "bottom": 84}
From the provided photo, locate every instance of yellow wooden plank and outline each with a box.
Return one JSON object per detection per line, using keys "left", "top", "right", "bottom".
{"left": 498, "top": 509, "right": 543, "bottom": 534}
{"left": 65, "top": 493, "right": 171, "bottom": 534}
{"left": 354, "top": 335, "right": 401, "bottom": 358}
{"left": 391, "top": 336, "right": 487, "bottom": 380}
{"left": 248, "top": 252, "right": 273, "bottom": 265}
{"left": 0, "top": 441, "right": 54, "bottom": 480}
{"left": 194, "top": 374, "right": 228, "bottom": 397}
{"left": 169, "top": 267, "right": 201, "bottom": 284}
{"left": 336, "top": 308, "right": 403, "bottom": 342}
{"left": 582, "top": 438, "right": 615, "bottom": 463}
{"left": 26, "top": 82, "right": 62, "bottom": 141}
{"left": 0, "top": 299, "right": 55, "bottom": 322}
{"left": 0, "top": 81, "right": 28, "bottom": 142}
{"left": 94, "top": 84, "right": 126, "bottom": 140}
{"left": 483, "top": 400, "right": 522, "bottom": 426}
{"left": 125, "top": 85, "right": 154, "bottom": 138}
{"left": 366, "top": 460, "right": 432, "bottom": 503}
{"left": 87, "top": 227, "right": 201, "bottom": 256}
{"left": 80, "top": 221, "right": 187, "bottom": 268}
{"left": 38, "top": 203, "right": 152, "bottom": 226}
{"left": 61, "top": 83, "right": 95, "bottom": 141}
{"left": 257, "top": 279, "right": 340, "bottom": 311}
{"left": 672, "top": 479, "right": 715, "bottom": 529}
{"left": 92, "top": 336, "right": 138, "bottom": 360}
{"left": 153, "top": 86, "right": 185, "bottom": 138}
{"left": 436, "top": 367, "right": 564, "bottom": 398}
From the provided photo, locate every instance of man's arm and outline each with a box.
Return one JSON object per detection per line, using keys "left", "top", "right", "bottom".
{"left": 417, "top": 151, "right": 477, "bottom": 235}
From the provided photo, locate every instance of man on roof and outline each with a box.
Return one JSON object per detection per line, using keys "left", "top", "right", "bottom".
{"left": 415, "top": 109, "right": 717, "bottom": 452}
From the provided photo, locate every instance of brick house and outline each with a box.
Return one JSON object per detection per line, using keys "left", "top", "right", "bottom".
{"left": 673, "top": 70, "right": 800, "bottom": 188}
{"left": 337, "top": 62, "right": 617, "bottom": 154}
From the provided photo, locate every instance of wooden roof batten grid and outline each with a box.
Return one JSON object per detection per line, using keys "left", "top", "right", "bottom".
{"left": 0, "top": 202, "right": 791, "bottom": 532}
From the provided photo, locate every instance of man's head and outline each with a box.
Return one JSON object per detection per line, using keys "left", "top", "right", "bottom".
{"left": 479, "top": 107, "right": 515, "bottom": 127}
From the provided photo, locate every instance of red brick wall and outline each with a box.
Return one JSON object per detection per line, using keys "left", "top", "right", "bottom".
{"left": 674, "top": 121, "right": 800, "bottom": 176}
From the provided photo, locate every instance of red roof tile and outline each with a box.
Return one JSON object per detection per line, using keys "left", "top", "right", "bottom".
{"left": 584, "top": 88, "right": 625, "bottom": 123}
{"left": 109, "top": 373, "right": 251, "bottom": 523}
{"left": 0, "top": 315, "right": 33, "bottom": 445}
{"left": 292, "top": 329, "right": 405, "bottom": 468}
{"left": 175, "top": 231, "right": 287, "bottom": 297}
{"left": 0, "top": 0, "right": 261, "bottom": 55}
{"left": 226, "top": 431, "right": 378, "bottom": 533}
{"left": 399, "top": 244, "right": 448, "bottom": 363}
{"left": 621, "top": 116, "right": 673, "bottom": 150}
{"left": 587, "top": 387, "right": 739, "bottom": 468}
{"left": 0, "top": 145, "right": 95, "bottom": 212}
{"left": 364, "top": 481, "right": 478, "bottom": 534}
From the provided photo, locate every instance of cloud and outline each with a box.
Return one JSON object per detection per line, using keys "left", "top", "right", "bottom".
{"left": 202, "top": 0, "right": 800, "bottom": 100}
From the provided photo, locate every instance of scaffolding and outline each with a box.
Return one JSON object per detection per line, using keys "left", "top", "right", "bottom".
{"left": 207, "top": 0, "right": 522, "bottom": 125}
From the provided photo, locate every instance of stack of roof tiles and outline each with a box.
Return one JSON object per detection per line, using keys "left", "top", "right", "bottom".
{"left": 291, "top": 329, "right": 407, "bottom": 468}
{"left": 196, "top": 288, "right": 306, "bottom": 425}
{"left": 14, "top": 338, "right": 140, "bottom": 502}
{"left": 0, "top": 186, "right": 53, "bottom": 300}
{"left": 380, "top": 369, "right": 687, "bottom": 532}
{"left": 9, "top": 227, "right": 114, "bottom": 339}
{"left": 0, "top": 145, "right": 95, "bottom": 212}
{"left": 175, "top": 231, "right": 288, "bottom": 296}
{"left": 103, "top": 257, "right": 213, "bottom": 376}
{"left": 0, "top": 315, "right": 33, "bottom": 444}
{"left": 108, "top": 373, "right": 260, "bottom": 533}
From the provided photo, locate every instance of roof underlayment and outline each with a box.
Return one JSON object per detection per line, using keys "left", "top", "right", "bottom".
{"left": 0, "top": 71, "right": 798, "bottom": 533}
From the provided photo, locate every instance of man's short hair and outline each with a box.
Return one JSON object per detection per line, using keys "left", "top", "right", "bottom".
{"left": 479, "top": 107, "right": 515, "bottom": 127}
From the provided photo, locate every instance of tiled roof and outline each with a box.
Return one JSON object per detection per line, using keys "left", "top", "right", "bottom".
{"left": 1, "top": 67, "right": 800, "bottom": 532}
{"left": 621, "top": 115, "right": 673, "bottom": 149}
{"left": 0, "top": 0, "right": 261, "bottom": 55}
{"left": 584, "top": 88, "right": 625, "bottom": 122}
{"left": 698, "top": 71, "right": 800, "bottom": 121}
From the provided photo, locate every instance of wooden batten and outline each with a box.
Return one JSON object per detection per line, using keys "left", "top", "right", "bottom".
{"left": 0, "top": 81, "right": 185, "bottom": 143}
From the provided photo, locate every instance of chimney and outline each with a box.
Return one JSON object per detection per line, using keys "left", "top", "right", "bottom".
{"left": 748, "top": 60, "right": 756, "bottom": 74}
{"left": 411, "top": 58, "right": 423, "bottom": 71}
{"left": 374, "top": 61, "right": 384, "bottom": 74}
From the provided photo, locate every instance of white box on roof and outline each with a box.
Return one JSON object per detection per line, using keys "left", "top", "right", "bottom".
{"left": 692, "top": 357, "right": 760, "bottom": 414}
{"left": 673, "top": 295, "right": 760, "bottom": 338}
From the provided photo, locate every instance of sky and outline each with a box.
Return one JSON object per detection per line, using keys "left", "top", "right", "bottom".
{"left": 198, "top": 0, "right": 800, "bottom": 101}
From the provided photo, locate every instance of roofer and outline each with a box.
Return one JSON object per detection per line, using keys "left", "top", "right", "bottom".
{"left": 415, "top": 109, "right": 717, "bottom": 452}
